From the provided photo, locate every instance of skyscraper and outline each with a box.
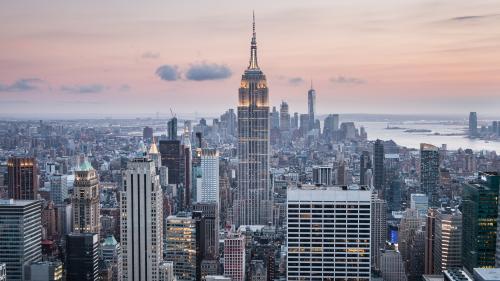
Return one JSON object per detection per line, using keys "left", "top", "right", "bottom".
{"left": 197, "top": 148, "right": 219, "bottom": 204}
{"left": 373, "top": 139, "right": 384, "bottom": 193}
{"left": 323, "top": 114, "right": 339, "bottom": 139}
{"left": 7, "top": 157, "right": 38, "bottom": 200}
{"left": 224, "top": 232, "right": 246, "bottom": 281}
{"left": 433, "top": 207, "right": 462, "bottom": 274}
{"left": 0, "top": 199, "right": 41, "bottom": 281}
{"left": 167, "top": 117, "right": 178, "bottom": 140}
{"left": 420, "top": 143, "right": 440, "bottom": 207}
{"left": 360, "top": 150, "right": 372, "bottom": 186}
{"left": 159, "top": 140, "right": 181, "bottom": 185}
{"left": 372, "top": 192, "right": 388, "bottom": 272}
{"left": 66, "top": 233, "right": 99, "bottom": 281}
{"left": 462, "top": 172, "right": 499, "bottom": 271}
{"left": 165, "top": 212, "right": 197, "bottom": 281}
{"left": 287, "top": 185, "right": 371, "bottom": 280}
{"left": 307, "top": 82, "right": 316, "bottom": 131}
{"left": 469, "top": 112, "right": 478, "bottom": 137}
{"left": 72, "top": 160, "right": 100, "bottom": 234}
{"left": 120, "top": 157, "right": 163, "bottom": 281}
{"left": 234, "top": 14, "right": 272, "bottom": 226}
{"left": 192, "top": 202, "right": 219, "bottom": 260}
{"left": 279, "top": 101, "right": 290, "bottom": 132}
{"left": 312, "top": 165, "right": 332, "bottom": 186}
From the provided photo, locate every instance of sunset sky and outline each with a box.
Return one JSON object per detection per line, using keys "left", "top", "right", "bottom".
{"left": 1, "top": 0, "right": 500, "bottom": 118}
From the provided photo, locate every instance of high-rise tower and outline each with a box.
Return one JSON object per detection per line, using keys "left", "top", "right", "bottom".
{"left": 72, "top": 160, "right": 100, "bottom": 234}
{"left": 234, "top": 13, "right": 272, "bottom": 226}
{"left": 307, "top": 82, "right": 316, "bottom": 131}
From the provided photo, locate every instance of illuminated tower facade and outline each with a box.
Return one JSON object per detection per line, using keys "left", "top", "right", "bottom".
{"left": 307, "top": 82, "right": 316, "bottom": 131}
{"left": 234, "top": 13, "right": 272, "bottom": 226}
{"left": 72, "top": 161, "right": 100, "bottom": 234}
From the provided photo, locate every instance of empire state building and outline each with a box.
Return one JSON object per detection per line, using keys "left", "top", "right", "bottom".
{"left": 234, "top": 13, "right": 272, "bottom": 226}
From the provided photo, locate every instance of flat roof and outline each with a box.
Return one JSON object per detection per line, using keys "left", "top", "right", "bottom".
{"left": 0, "top": 199, "right": 39, "bottom": 207}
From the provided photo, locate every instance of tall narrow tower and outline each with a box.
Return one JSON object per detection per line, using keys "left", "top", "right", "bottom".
{"left": 234, "top": 13, "right": 272, "bottom": 226}
{"left": 72, "top": 160, "right": 100, "bottom": 234}
{"left": 307, "top": 81, "right": 316, "bottom": 131}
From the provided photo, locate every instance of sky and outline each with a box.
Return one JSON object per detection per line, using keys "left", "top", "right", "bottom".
{"left": 1, "top": 0, "right": 500, "bottom": 118}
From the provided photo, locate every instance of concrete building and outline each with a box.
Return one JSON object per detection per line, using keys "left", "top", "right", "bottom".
{"left": 192, "top": 202, "right": 219, "bottom": 260}
{"left": 158, "top": 262, "right": 176, "bottom": 281}
{"left": 312, "top": 165, "right": 332, "bottom": 186}
{"left": 223, "top": 232, "right": 245, "bottom": 281}
{"left": 120, "top": 157, "right": 163, "bottom": 281}
{"left": 371, "top": 193, "right": 387, "bottom": 271}
{"left": 0, "top": 264, "right": 5, "bottom": 281}
{"left": 410, "top": 193, "right": 429, "bottom": 216}
{"left": 23, "top": 261, "right": 63, "bottom": 281}
{"left": 287, "top": 185, "right": 371, "bottom": 280}
{"left": 101, "top": 235, "right": 122, "bottom": 281}
{"left": 379, "top": 250, "right": 407, "bottom": 281}
{"left": 0, "top": 199, "right": 41, "bottom": 281}
{"left": 473, "top": 268, "right": 500, "bottom": 281}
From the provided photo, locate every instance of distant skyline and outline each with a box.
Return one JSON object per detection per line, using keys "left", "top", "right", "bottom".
{"left": 1, "top": 0, "right": 500, "bottom": 116}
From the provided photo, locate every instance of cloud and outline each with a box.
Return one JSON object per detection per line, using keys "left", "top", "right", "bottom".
{"left": 449, "top": 14, "right": 500, "bottom": 22}
{"left": 0, "top": 78, "right": 43, "bottom": 92}
{"left": 61, "top": 84, "right": 105, "bottom": 94}
{"left": 185, "top": 63, "right": 232, "bottom": 81}
{"left": 288, "top": 77, "right": 304, "bottom": 86}
{"left": 156, "top": 65, "right": 179, "bottom": 81}
{"left": 142, "top": 51, "right": 160, "bottom": 59}
{"left": 330, "top": 76, "right": 366, "bottom": 85}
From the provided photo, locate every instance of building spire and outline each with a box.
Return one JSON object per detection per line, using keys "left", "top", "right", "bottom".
{"left": 248, "top": 11, "right": 259, "bottom": 70}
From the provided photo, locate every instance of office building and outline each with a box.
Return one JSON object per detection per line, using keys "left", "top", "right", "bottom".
{"left": 197, "top": 149, "right": 219, "bottom": 204}
{"left": 473, "top": 268, "right": 500, "bottom": 281}
{"left": 372, "top": 193, "right": 387, "bottom": 271}
{"left": 0, "top": 199, "right": 41, "bottom": 281}
{"left": 279, "top": 101, "right": 290, "bottom": 132}
{"left": 66, "top": 233, "right": 99, "bottom": 281}
{"left": 360, "top": 151, "right": 371, "bottom": 186}
{"left": 158, "top": 262, "right": 176, "bottom": 281}
{"left": 72, "top": 160, "right": 100, "bottom": 234}
{"left": 312, "top": 165, "right": 332, "bottom": 186}
{"left": 420, "top": 143, "right": 440, "bottom": 207}
{"left": 23, "top": 261, "right": 63, "bottom": 281}
{"left": 120, "top": 157, "right": 163, "bottom": 281}
{"left": 434, "top": 208, "right": 462, "bottom": 273}
{"left": 143, "top": 126, "right": 153, "bottom": 142}
{"left": 167, "top": 117, "right": 178, "bottom": 140}
{"left": 323, "top": 114, "right": 339, "bottom": 139}
{"left": 287, "top": 185, "right": 371, "bottom": 280}
{"left": 193, "top": 202, "right": 219, "bottom": 260}
{"left": 469, "top": 112, "right": 478, "bottom": 137}
{"left": 234, "top": 14, "right": 272, "bottom": 226}
{"left": 462, "top": 172, "right": 499, "bottom": 271}
{"left": 49, "top": 174, "right": 67, "bottom": 207}
{"left": 425, "top": 208, "right": 437, "bottom": 275}
{"left": 224, "top": 232, "right": 246, "bottom": 281}
{"left": 0, "top": 264, "right": 5, "bottom": 281}
{"left": 373, "top": 139, "right": 384, "bottom": 194}
{"left": 380, "top": 250, "right": 407, "bottom": 281}
{"left": 410, "top": 193, "right": 429, "bottom": 215}
{"left": 159, "top": 140, "right": 181, "bottom": 185}
{"left": 101, "top": 235, "right": 122, "bottom": 281}
{"left": 7, "top": 157, "right": 38, "bottom": 200}
{"left": 165, "top": 213, "right": 197, "bottom": 281}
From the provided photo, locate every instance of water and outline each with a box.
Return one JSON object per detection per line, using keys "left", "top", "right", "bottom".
{"left": 358, "top": 121, "right": 500, "bottom": 152}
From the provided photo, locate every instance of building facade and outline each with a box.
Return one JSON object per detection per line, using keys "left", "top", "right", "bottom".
{"left": 7, "top": 157, "right": 38, "bottom": 200}
{"left": 0, "top": 199, "right": 41, "bottom": 281}
{"left": 287, "top": 185, "right": 371, "bottom": 280}
{"left": 72, "top": 161, "right": 100, "bottom": 234}
{"left": 120, "top": 158, "right": 163, "bottom": 281}
{"left": 234, "top": 14, "right": 272, "bottom": 226}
